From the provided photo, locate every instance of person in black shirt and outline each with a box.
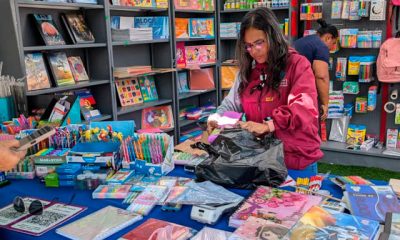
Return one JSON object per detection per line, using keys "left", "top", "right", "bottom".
{"left": 294, "top": 20, "right": 338, "bottom": 121}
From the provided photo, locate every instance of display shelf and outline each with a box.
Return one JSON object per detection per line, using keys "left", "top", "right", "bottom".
{"left": 178, "top": 89, "right": 216, "bottom": 100}
{"left": 18, "top": 1, "right": 104, "bottom": 10}
{"left": 179, "top": 119, "right": 197, "bottom": 128}
{"left": 117, "top": 99, "right": 172, "bottom": 116}
{"left": 23, "top": 43, "right": 107, "bottom": 52}
{"left": 109, "top": 5, "right": 168, "bottom": 12}
{"left": 26, "top": 80, "right": 110, "bottom": 96}
{"left": 177, "top": 63, "right": 217, "bottom": 71}
{"left": 112, "top": 39, "right": 170, "bottom": 46}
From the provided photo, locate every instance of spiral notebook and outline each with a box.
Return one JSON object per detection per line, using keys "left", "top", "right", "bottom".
{"left": 56, "top": 206, "right": 142, "bottom": 240}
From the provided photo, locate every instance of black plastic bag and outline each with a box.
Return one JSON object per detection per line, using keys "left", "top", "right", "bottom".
{"left": 194, "top": 128, "right": 288, "bottom": 189}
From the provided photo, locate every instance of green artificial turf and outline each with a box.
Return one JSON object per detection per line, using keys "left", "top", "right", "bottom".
{"left": 318, "top": 162, "right": 400, "bottom": 182}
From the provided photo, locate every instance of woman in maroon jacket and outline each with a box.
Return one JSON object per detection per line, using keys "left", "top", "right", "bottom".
{"left": 208, "top": 8, "right": 323, "bottom": 170}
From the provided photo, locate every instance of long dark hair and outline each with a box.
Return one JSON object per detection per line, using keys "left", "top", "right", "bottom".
{"left": 317, "top": 19, "right": 338, "bottom": 38}
{"left": 236, "top": 7, "right": 288, "bottom": 95}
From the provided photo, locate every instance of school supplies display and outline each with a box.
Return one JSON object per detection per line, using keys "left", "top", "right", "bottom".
{"left": 330, "top": 176, "right": 374, "bottom": 189}
{"left": 67, "top": 56, "right": 89, "bottom": 82}
{"left": 287, "top": 206, "right": 380, "bottom": 240}
{"left": 24, "top": 53, "right": 51, "bottom": 91}
{"left": 141, "top": 105, "right": 174, "bottom": 129}
{"left": 56, "top": 205, "right": 142, "bottom": 240}
{"left": 138, "top": 76, "right": 158, "bottom": 102}
{"left": 115, "top": 78, "right": 143, "bottom": 107}
{"left": 0, "top": 197, "right": 85, "bottom": 236}
{"left": 127, "top": 185, "right": 169, "bottom": 215}
{"left": 120, "top": 218, "right": 194, "bottom": 240}
{"left": 61, "top": 13, "right": 95, "bottom": 44}
{"left": 345, "top": 185, "right": 400, "bottom": 222}
{"left": 32, "top": 14, "right": 65, "bottom": 46}
{"left": 229, "top": 186, "right": 323, "bottom": 228}
{"left": 92, "top": 184, "right": 131, "bottom": 199}
{"left": 300, "top": 3, "right": 323, "bottom": 20}
{"left": 47, "top": 52, "right": 76, "bottom": 87}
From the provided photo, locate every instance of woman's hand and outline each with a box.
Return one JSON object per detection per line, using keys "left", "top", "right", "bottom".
{"left": 0, "top": 140, "right": 27, "bottom": 171}
{"left": 207, "top": 113, "right": 221, "bottom": 134}
{"left": 239, "top": 121, "right": 270, "bottom": 137}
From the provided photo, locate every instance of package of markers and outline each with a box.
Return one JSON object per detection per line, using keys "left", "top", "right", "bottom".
{"left": 372, "top": 30, "right": 382, "bottom": 48}
{"left": 358, "top": 56, "right": 376, "bottom": 83}
{"left": 358, "top": 0, "right": 371, "bottom": 17}
{"left": 92, "top": 184, "right": 131, "bottom": 199}
{"left": 106, "top": 169, "right": 135, "bottom": 185}
{"left": 349, "top": 1, "right": 361, "bottom": 20}
{"left": 340, "top": 29, "right": 358, "bottom": 48}
{"left": 127, "top": 185, "right": 169, "bottom": 215}
{"left": 335, "top": 57, "right": 348, "bottom": 81}
{"left": 5, "top": 158, "right": 35, "bottom": 179}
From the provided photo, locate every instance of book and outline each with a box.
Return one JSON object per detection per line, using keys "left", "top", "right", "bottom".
{"left": 56, "top": 206, "right": 142, "bottom": 240}
{"left": 32, "top": 14, "right": 65, "bottom": 46}
{"left": 61, "top": 13, "right": 95, "bottom": 44}
{"left": 47, "top": 52, "right": 76, "bottom": 87}
{"left": 189, "top": 68, "right": 214, "bottom": 90}
{"left": 67, "top": 56, "right": 89, "bottom": 82}
{"left": 379, "top": 212, "right": 400, "bottom": 240}
{"left": 138, "top": 76, "right": 158, "bottom": 102}
{"left": 75, "top": 89, "right": 102, "bottom": 121}
{"left": 134, "top": 16, "right": 169, "bottom": 40}
{"left": 286, "top": 206, "right": 380, "bottom": 240}
{"left": 345, "top": 185, "right": 400, "bottom": 222}
{"left": 0, "top": 197, "right": 85, "bottom": 236}
{"left": 177, "top": 72, "right": 190, "bottom": 93}
{"left": 24, "top": 53, "right": 51, "bottom": 91}
{"left": 189, "top": 18, "right": 214, "bottom": 39}
{"left": 175, "top": 18, "right": 189, "bottom": 38}
{"left": 229, "top": 186, "right": 323, "bottom": 228}
{"left": 115, "top": 78, "right": 144, "bottom": 107}
{"left": 229, "top": 216, "right": 289, "bottom": 240}
{"left": 142, "top": 105, "right": 174, "bottom": 130}
{"left": 176, "top": 42, "right": 186, "bottom": 68}
{"left": 119, "top": 218, "right": 193, "bottom": 240}
{"left": 92, "top": 185, "right": 131, "bottom": 199}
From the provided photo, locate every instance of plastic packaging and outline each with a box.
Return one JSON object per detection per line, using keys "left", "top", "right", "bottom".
{"left": 348, "top": 56, "right": 361, "bottom": 75}
{"left": 355, "top": 97, "right": 368, "bottom": 113}
{"left": 329, "top": 116, "right": 351, "bottom": 143}
{"left": 335, "top": 57, "right": 347, "bottom": 81}
{"left": 368, "top": 86, "right": 378, "bottom": 111}
{"left": 191, "top": 227, "right": 232, "bottom": 240}
{"left": 343, "top": 81, "right": 360, "bottom": 94}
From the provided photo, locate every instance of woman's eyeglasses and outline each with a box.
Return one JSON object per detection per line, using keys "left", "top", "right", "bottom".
{"left": 244, "top": 39, "right": 266, "bottom": 52}
{"left": 13, "top": 197, "right": 44, "bottom": 215}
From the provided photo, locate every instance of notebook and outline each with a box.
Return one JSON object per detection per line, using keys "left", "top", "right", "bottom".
{"left": 189, "top": 68, "right": 214, "bottom": 90}
{"left": 56, "top": 206, "right": 142, "bottom": 240}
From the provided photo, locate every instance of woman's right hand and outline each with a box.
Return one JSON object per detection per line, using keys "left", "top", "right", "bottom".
{"left": 0, "top": 140, "right": 27, "bottom": 171}
{"left": 207, "top": 113, "right": 221, "bottom": 134}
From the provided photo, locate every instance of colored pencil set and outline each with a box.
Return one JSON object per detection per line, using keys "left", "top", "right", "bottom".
{"left": 132, "top": 133, "right": 169, "bottom": 164}
{"left": 359, "top": 64, "right": 372, "bottom": 82}
{"left": 300, "top": 3, "right": 323, "bottom": 20}
{"left": 340, "top": 29, "right": 358, "bottom": 48}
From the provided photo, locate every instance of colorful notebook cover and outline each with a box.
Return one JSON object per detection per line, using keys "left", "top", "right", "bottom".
{"left": 286, "top": 206, "right": 380, "bottom": 240}
{"left": 115, "top": 78, "right": 144, "bottom": 107}
{"left": 119, "top": 218, "right": 193, "bottom": 240}
{"left": 175, "top": 18, "right": 189, "bottom": 38}
{"left": 185, "top": 45, "right": 216, "bottom": 66}
{"left": 133, "top": 16, "right": 169, "bottom": 40}
{"left": 62, "top": 13, "right": 95, "bottom": 44}
{"left": 0, "top": 197, "right": 85, "bottom": 236}
{"left": 67, "top": 56, "right": 89, "bottom": 82}
{"left": 229, "top": 216, "right": 289, "bottom": 240}
{"left": 56, "top": 206, "right": 142, "bottom": 240}
{"left": 177, "top": 72, "right": 190, "bottom": 93}
{"left": 47, "top": 52, "right": 76, "bottom": 87}
{"left": 138, "top": 76, "right": 158, "bottom": 102}
{"left": 176, "top": 42, "right": 186, "bottom": 68}
{"left": 189, "top": 18, "right": 214, "bottom": 39}
{"left": 345, "top": 185, "right": 400, "bottom": 222}
{"left": 229, "top": 186, "right": 323, "bottom": 228}
{"left": 92, "top": 185, "right": 131, "bottom": 199}
{"left": 24, "top": 53, "right": 51, "bottom": 91}
{"left": 142, "top": 105, "right": 174, "bottom": 130}
{"left": 32, "top": 14, "right": 65, "bottom": 45}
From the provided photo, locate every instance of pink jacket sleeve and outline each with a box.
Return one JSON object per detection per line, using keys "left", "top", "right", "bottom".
{"left": 272, "top": 56, "right": 319, "bottom": 131}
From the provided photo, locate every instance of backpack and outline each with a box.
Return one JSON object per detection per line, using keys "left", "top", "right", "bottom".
{"left": 377, "top": 38, "right": 400, "bottom": 83}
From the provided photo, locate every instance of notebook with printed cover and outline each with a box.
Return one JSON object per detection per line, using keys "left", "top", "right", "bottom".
{"left": 138, "top": 76, "right": 158, "bottom": 102}
{"left": 142, "top": 105, "right": 174, "bottom": 130}
{"left": 32, "top": 14, "right": 65, "bottom": 46}
{"left": 56, "top": 206, "right": 142, "bottom": 240}
{"left": 119, "top": 218, "right": 193, "bottom": 240}
{"left": 67, "top": 56, "right": 89, "bottom": 82}
{"left": 229, "top": 216, "right": 289, "bottom": 240}
{"left": 0, "top": 197, "right": 85, "bottom": 236}
{"left": 229, "top": 186, "right": 323, "bottom": 228}
{"left": 175, "top": 18, "right": 189, "bottom": 38}
{"left": 47, "top": 52, "right": 75, "bottom": 87}
{"left": 61, "top": 13, "right": 95, "bottom": 44}
{"left": 24, "top": 53, "right": 51, "bottom": 91}
{"left": 345, "top": 185, "right": 400, "bottom": 222}
{"left": 286, "top": 206, "right": 380, "bottom": 240}
{"left": 189, "top": 18, "right": 214, "bottom": 39}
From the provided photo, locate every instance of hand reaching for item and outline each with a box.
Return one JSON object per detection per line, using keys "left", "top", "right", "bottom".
{"left": 239, "top": 121, "right": 270, "bottom": 137}
{"left": 0, "top": 140, "right": 27, "bottom": 171}
{"left": 320, "top": 104, "right": 328, "bottom": 122}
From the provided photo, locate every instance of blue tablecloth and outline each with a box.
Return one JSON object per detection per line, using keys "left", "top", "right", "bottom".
{"left": 0, "top": 167, "right": 386, "bottom": 239}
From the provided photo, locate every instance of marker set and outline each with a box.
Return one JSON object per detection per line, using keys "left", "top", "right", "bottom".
{"left": 300, "top": 3, "right": 323, "bottom": 20}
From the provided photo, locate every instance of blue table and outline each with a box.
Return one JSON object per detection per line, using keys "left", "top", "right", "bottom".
{"left": 0, "top": 167, "right": 386, "bottom": 239}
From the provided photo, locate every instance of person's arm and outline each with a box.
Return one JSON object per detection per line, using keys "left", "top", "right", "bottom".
{"left": 272, "top": 56, "right": 319, "bottom": 131}
{"left": 0, "top": 140, "right": 27, "bottom": 171}
{"left": 313, "top": 60, "right": 330, "bottom": 121}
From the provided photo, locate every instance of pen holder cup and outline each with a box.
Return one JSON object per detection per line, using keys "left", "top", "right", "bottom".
{"left": 0, "top": 97, "right": 15, "bottom": 122}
